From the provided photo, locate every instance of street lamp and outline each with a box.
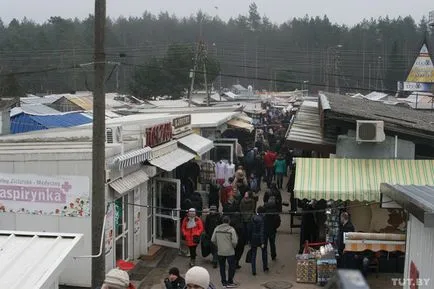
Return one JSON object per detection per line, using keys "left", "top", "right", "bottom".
{"left": 326, "top": 45, "right": 343, "bottom": 93}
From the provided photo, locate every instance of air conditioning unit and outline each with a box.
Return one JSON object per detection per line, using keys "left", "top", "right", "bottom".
{"left": 106, "top": 126, "right": 122, "bottom": 144}
{"left": 356, "top": 120, "right": 385, "bottom": 142}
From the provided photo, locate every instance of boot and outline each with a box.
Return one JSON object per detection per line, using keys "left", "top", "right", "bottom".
{"left": 189, "top": 259, "right": 195, "bottom": 267}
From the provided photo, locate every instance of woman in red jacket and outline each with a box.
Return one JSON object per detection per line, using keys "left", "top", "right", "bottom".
{"left": 182, "top": 208, "right": 204, "bottom": 267}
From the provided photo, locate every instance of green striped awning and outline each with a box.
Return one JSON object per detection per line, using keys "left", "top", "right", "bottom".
{"left": 294, "top": 158, "right": 434, "bottom": 201}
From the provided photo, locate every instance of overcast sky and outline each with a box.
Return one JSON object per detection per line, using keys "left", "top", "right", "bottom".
{"left": 0, "top": 0, "right": 433, "bottom": 27}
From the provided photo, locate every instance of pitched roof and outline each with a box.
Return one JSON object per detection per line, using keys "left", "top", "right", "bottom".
{"left": 320, "top": 92, "right": 434, "bottom": 134}
{"left": 11, "top": 112, "right": 92, "bottom": 133}
{"left": 10, "top": 104, "right": 60, "bottom": 117}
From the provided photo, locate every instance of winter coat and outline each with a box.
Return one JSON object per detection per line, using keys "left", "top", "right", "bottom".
{"left": 190, "top": 192, "right": 203, "bottom": 216}
{"left": 211, "top": 223, "right": 238, "bottom": 256}
{"left": 181, "top": 216, "right": 204, "bottom": 247}
{"left": 264, "top": 201, "right": 281, "bottom": 234}
{"left": 208, "top": 184, "right": 220, "bottom": 208}
{"left": 264, "top": 151, "right": 277, "bottom": 168}
{"left": 249, "top": 214, "right": 265, "bottom": 247}
{"left": 263, "top": 189, "right": 283, "bottom": 212}
{"left": 165, "top": 276, "right": 186, "bottom": 289}
{"left": 274, "top": 159, "right": 287, "bottom": 174}
{"left": 223, "top": 201, "right": 242, "bottom": 232}
{"left": 205, "top": 213, "right": 222, "bottom": 237}
{"left": 240, "top": 197, "right": 255, "bottom": 223}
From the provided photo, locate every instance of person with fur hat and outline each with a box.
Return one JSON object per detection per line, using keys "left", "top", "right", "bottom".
{"left": 101, "top": 268, "right": 134, "bottom": 289}
{"left": 182, "top": 208, "right": 205, "bottom": 267}
{"left": 185, "top": 266, "right": 216, "bottom": 289}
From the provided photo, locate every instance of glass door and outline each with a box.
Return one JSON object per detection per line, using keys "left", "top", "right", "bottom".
{"left": 114, "top": 193, "right": 132, "bottom": 261}
{"left": 152, "top": 178, "right": 181, "bottom": 248}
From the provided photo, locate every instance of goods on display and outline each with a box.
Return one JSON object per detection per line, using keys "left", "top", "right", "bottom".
{"left": 317, "top": 258, "right": 337, "bottom": 286}
{"left": 296, "top": 255, "right": 317, "bottom": 283}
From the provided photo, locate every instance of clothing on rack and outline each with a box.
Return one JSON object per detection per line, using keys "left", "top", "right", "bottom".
{"left": 200, "top": 160, "right": 216, "bottom": 184}
{"left": 224, "top": 162, "right": 235, "bottom": 183}
{"left": 215, "top": 161, "right": 226, "bottom": 185}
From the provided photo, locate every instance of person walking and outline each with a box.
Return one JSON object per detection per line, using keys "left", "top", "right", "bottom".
{"left": 185, "top": 266, "right": 217, "bottom": 289}
{"left": 274, "top": 155, "right": 287, "bottom": 190}
{"left": 211, "top": 216, "right": 239, "bottom": 288}
{"left": 164, "top": 267, "right": 186, "bottom": 289}
{"left": 222, "top": 195, "right": 244, "bottom": 270}
{"left": 240, "top": 191, "right": 256, "bottom": 244}
{"left": 248, "top": 206, "right": 269, "bottom": 275}
{"left": 205, "top": 205, "right": 221, "bottom": 268}
{"left": 264, "top": 199, "right": 281, "bottom": 261}
{"left": 181, "top": 208, "right": 204, "bottom": 267}
{"left": 264, "top": 150, "right": 277, "bottom": 188}
{"left": 264, "top": 183, "right": 283, "bottom": 212}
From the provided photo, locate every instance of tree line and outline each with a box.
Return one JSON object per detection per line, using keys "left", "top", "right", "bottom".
{"left": 0, "top": 3, "right": 432, "bottom": 99}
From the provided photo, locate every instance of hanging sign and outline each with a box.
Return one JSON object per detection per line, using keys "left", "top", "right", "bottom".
{"left": 105, "top": 203, "right": 114, "bottom": 255}
{"left": 406, "top": 43, "right": 434, "bottom": 83}
{"left": 145, "top": 122, "right": 173, "bottom": 148}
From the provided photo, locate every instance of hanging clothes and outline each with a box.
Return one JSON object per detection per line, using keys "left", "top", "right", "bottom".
{"left": 224, "top": 162, "right": 235, "bottom": 183}
{"left": 215, "top": 161, "right": 226, "bottom": 185}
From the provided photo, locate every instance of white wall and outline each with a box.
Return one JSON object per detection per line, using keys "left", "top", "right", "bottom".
{"left": 0, "top": 152, "right": 93, "bottom": 287}
{"left": 404, "top": 214, "right": 434, "bottom": 289}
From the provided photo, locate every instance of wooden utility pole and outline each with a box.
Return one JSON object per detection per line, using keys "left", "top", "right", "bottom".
{"left": 188, "top": 42, "right": 200, "bottom": 107}
{"left": 92, "top": 0, "right": 106, "bottom": 288}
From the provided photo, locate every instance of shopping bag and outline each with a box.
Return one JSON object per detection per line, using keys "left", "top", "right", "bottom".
{"left": 201, "top": 233, "right": 211, "bottom": 257}
{"left": 245, "top": 248, "right": 252, "bottom": 263}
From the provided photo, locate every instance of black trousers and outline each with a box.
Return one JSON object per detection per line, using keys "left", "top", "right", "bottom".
{"left": 234, "top": 229, "right": 245, "bottom": 265}
{"left": 189, "top": 245, "right": 197, "bottom": 260}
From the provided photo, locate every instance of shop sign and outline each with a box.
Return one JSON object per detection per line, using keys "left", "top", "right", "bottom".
{"left": 145, "top": 122, "right": 173, "bottom": 148}
{"left": 406, "top": 43, "right": 434, "bottom": 83}
{"left": 0, "top": 173, "right": 90, "bottom": 217}
{"left": 173, "top": 115, "right": 191, "bottom": 129}
{"left": 397, "top": 81, "right": 433, "bottom": 92}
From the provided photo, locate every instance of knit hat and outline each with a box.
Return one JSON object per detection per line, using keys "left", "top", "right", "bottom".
{"left": 104, "top": 268, "right": 130, "bottom": 289}
{"left": 185, "top": 266, "right": 210, "bottom": 289}
{"left": 188, "top": 208, "right": 196, "bottom": 213}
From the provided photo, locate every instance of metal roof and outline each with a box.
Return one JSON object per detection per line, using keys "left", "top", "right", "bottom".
{"left": 147, "top": 99, "right": 193, "bottom": 108}
{"left": 11, "top": 112, "right": 93, "bottom": 134}
{"left": 363, "top": 91, "right": 389, "bottom": 101}
{"left": 177, "top": 133, "right": 214, "bottom": 155}
{"left": 381, "top": 184, "right": 434, "bottom": 227}
{"left": 321, "top": 92, "right": 434, "bottom": 135}
{"left": 0, "top": 230, "right": 83, "bottom": 289}
{"left": 286, "top": 99, "right": 336, "bottom": 151}
{"left": 10, "top": 104, "right": 60, "bottom": 117}
{"left": 20, "top": 95, "right": 62, "bottom": 105}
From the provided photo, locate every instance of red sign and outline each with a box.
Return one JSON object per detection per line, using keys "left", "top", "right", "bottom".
{"left": 145, "top": 123, "right": 172, "bottom": 148}
{"left": 410, "top": 261, "right": 419, "bottom": 289}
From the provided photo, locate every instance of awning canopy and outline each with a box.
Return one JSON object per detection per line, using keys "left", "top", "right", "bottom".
{"left": 295, "top": 158, "right": 434, "bottom": 201}
{"left": 109, "top": 169, "right": 149, "bottom": 195}
{"left": 0, "top": 230, "right": 83, "bottom": 289}
{"left": 110, "top": 147, "right": 153, "bottom": 169}
{"left": 177, "top": 133, "right": 214, "bottom": 155}
{"left": 227, "top": 119, "right": 254, "bottom": 132}
{"left": 149, "top": 148, "right": 195, "bottom": 171}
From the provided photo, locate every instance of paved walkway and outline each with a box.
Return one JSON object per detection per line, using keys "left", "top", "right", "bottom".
{"left": 140, "top": 181, "right": 400, "bottom": 289}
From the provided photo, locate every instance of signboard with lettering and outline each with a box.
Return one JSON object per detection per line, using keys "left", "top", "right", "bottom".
{"left": 145, "top": 122, "right": 173, "bottom": 148}
{"left": 0, "top": 173, "right": 90, "bottom": 216}
{"left": 406, "top": 43, "right": 434, "bottom": 83}
{"left": 173, "top": 115, "right": 191, "bottom": 129}
{"left": 397, "top": 81, "right": 433, "bottom": 92}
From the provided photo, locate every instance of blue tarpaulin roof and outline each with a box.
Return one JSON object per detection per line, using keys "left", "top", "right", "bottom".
{"left": 10, "top": 112, "right": 92, "bottom": 134}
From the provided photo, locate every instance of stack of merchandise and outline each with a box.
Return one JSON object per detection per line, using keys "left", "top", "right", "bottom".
{"left": 296, "top": 254, "right": 317, "bottom": 283}
{"left": 317, "top": 258, "right": 337, "bottom": 286}
{"left": 325, "top": 203, "right": 341, "bottom": 244}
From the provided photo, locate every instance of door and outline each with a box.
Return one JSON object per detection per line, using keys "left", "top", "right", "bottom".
{"left": 114, "top": 193, "right": 133, "bottom": 261}
{"left": 153, "top": 178, "right": 181, "bottom": 248}
{"left": 212, "top": 138, "right": 238, "bottom": 163}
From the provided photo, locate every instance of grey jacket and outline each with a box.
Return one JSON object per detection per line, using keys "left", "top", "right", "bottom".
{"left": 211, "top": 223, "right": 238, "bottom": 256}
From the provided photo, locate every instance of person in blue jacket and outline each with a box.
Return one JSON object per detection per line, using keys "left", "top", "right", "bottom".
{"left": 248, "top": 206, "right": 269, "bottom": 276}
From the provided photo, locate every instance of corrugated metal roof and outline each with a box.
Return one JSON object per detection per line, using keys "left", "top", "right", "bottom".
{"left": 109, "top": 169, "right": 149, "bottom": 195}
{"left": 66, "top": 96, "right": 93, "bottom": 110}
{"left": 11, "top": 112, "right": 93, "bottom": 134}
{"left": 189, "top": 112, "right": 239, "bottom": 128}
{"left": 147, "top": 99, "right": 192, "bottom": 107}
{"left": 20, "top": 95, "right": 61, "bottom": 105}
{"left": 381, "top": 184, "right": 434, "bottom": 227}
{"left": 10, "top": 104, "right": 60, "bottom": 117}
{"left": 363, "top": 91, "right": 389, "bottom": 101}
{"left": 227, "top": 119, "right": 254, "bottom": 132}
{"left": 286, "top": 99, "right": 336, "bottom": 146}
{"left": 0, "top": 230, "right": 82, "bottom": 289}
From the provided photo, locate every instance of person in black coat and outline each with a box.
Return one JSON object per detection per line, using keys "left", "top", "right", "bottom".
{"left": 299, "top": 200, "right": 318, "bottom": 253}
{"left": 205, "top": 206, "right": 222, "bottom": 267}
{"left": 208, "top": 181, "right": 221, "bottom": 211}
{"left": 263, "top": 183, "right": 283, "bottom": 212}
{"left": 164, "top": 267, "right": 186, "bottom": 289}
{"left": 248, "top": 206, "right": 269, "bottom": 275}
{"left": 264, "top": 199, "right": 281, "bottom": 261}
{"left": 337, "top": 211, "right": 355, "bottom": 268}
{"left": 190, "top": 191, "right": 203, "bottom": 217}
{"left": 222, "top": 196, "right": 244, "bottom": 269}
